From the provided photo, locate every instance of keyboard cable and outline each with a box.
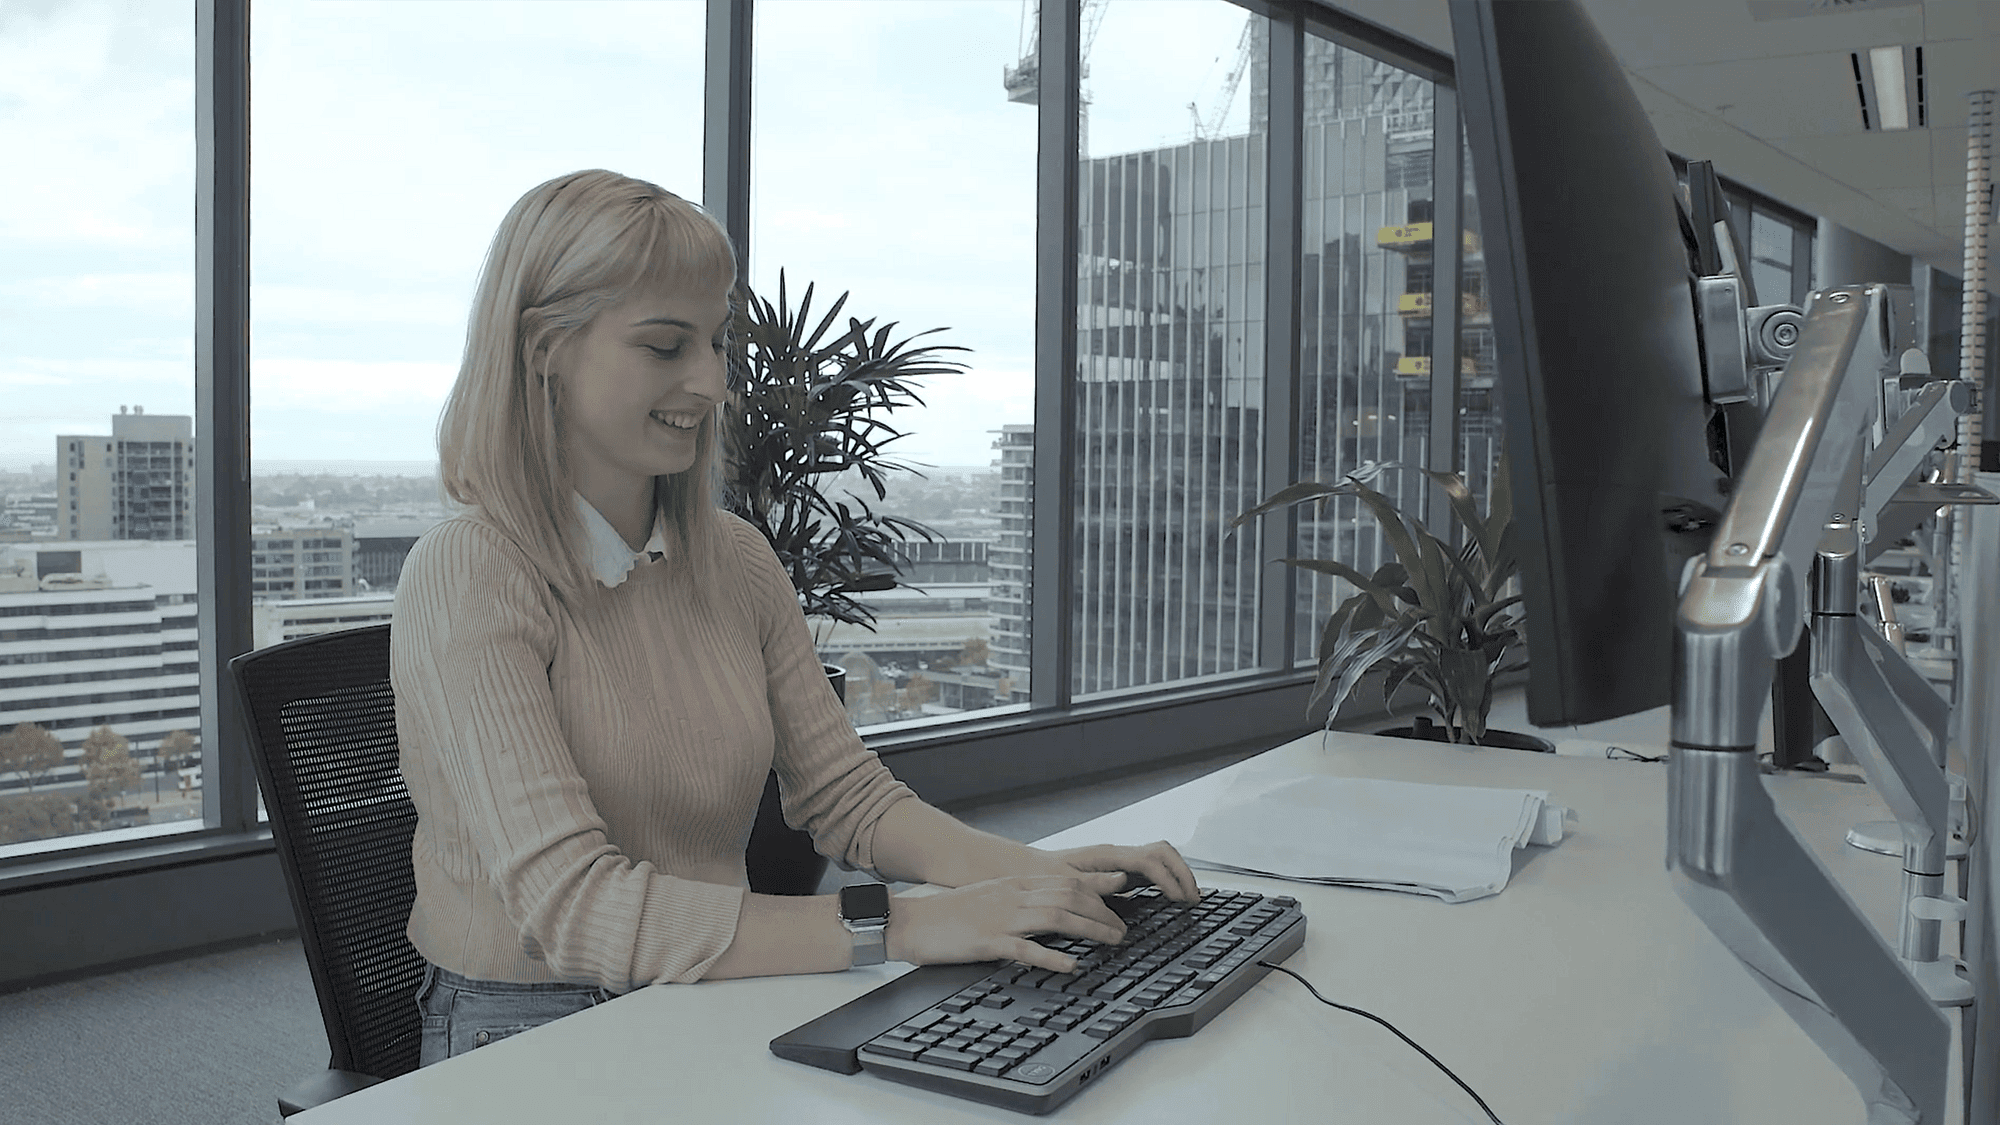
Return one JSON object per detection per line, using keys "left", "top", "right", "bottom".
{"left": 1255, "top": 961, "right": 1505, "bottom": 1125}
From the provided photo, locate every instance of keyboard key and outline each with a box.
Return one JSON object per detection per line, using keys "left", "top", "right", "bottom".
{"left": 936, "top": 997, "right": 974, "bottom": 1013}
{"left": 861, "top": 1040, "right": 926, "bottom": 1060}
{"left": 1012, "top": 1014, "right": 1046, "bottom": 1028}
{"left": 895, "top": 1010, "right": 946, "bottom": 1034}
{"left": 977, "top": 994, "right": 1013, "bottom": 1010}
{"left": 974, "top": 1058, "right": 1012, "bottom": 1077}
{"left": 918, "top": 1047, "right": 984, "bottom": 1072}
{"left": 1082, "top": 1023, "right": 1119, "bottom": 1039}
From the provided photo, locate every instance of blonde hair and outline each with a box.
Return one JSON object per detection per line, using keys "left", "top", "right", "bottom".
{"left": 438, "top": 170, "right": 737, "bottom": 602}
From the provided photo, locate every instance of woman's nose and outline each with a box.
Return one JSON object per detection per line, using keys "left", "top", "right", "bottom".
{"left": 691, "top": 347, "right": 728, "bottom": 403}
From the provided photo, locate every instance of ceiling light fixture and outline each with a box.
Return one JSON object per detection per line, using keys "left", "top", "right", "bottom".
{"left": 1869, "top": 46, "right": 1909, "bottom": 129}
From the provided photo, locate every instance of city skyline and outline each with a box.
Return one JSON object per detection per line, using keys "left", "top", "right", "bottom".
{"left": 1, "top": 0, "right": 1256, "bottom": 473}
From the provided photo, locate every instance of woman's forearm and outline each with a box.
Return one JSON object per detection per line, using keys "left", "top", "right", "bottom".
{"left": 868, "top": 798, "right": 1067, "bottom": 888}
{"left": 702, "top": 891, "right": 853, "bottom": 979}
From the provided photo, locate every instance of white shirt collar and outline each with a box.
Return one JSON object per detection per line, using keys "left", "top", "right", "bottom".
{"left": 573, "top": 493, "right": 670, "bottom": 588}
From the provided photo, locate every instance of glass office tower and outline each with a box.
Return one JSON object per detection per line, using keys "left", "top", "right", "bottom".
{"left": 1030, "top": 20, "right": 1451, "bottom": 696}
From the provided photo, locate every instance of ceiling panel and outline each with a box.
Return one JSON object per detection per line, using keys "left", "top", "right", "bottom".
{"left": 1871, "top": 186, "right": 1942, "bottom": 231}
{"left": 1766, "top": 130, "right": 1937, "bottom": 188}
{"left": 1921, "top": 1, "right": 2000, "bottom": 42}
{"left": 1633, "top": 51, "right": 1868, "bottom": 138}
{"left": 1919, "top": 38, "right": 2000, "bottom": 120}
{"left": 1594, "top": 0, "right": 1925, "bottom": 69}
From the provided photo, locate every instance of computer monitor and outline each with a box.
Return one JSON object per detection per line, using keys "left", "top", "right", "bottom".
{"left": 1449, "top": 0, "right": 1732, "bottom": 727}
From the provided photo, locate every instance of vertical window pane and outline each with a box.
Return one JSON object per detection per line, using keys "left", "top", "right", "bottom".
{"left": 250, "top": 0, "right": 704, "bottom": 648}
{"left": 1, "top": 1, "right": 201, "bottom": 849}
{"left": 1291, "top": 32, "right": 1435, "bottom": 662}
{"left": 1071, "top": 1, "right": 1270, "bottom": 697}
{"left": 1748, "top": 207, "right": 1793, "bottom": 311}
{"left": 1458, "top": 128, "right": 1500, "bottom": 518}
{"left": 751, "top": 1, "right": 1034, "bottom": 727}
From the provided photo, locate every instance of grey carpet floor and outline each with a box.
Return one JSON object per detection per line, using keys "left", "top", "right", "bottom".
{"left": 0, "top": 935, "right": 325, "bottom": 1125}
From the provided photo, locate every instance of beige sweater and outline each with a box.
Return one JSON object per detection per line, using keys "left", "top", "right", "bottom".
{"left": 390, "top": 508, "right": 915, "bottom": 991}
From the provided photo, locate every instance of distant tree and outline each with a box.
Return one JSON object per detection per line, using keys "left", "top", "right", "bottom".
{"left": 0, "top": 722, "right": 64, "bottom": 793}
{"left": 900, "top": 673, "right": 936, "bottom": 714}
{"left": 0, "top": 793, "right": 87, "bottom": 845}
{"left": 81, "top": 726, "right": 140, "bottom": 803}
{"left": 956, "top": 638, "right": 989, "bottom": 668}
{"left": 158, "top": 729, "right": 197, "bottom": 770}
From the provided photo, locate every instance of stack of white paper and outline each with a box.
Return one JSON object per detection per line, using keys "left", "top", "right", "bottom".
{"left": 1178, "top": 775, "right": 1573, "bottom": 903}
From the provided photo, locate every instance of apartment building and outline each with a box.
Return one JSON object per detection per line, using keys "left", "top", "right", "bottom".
{"left": 54, "top": 406, "right": 195, "bottom": 542}
{"left": 0, "top": 540, "right": 200, "bottom": 773}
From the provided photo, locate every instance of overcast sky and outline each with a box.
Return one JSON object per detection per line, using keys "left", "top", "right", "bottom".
{"left": 0, "top": 0, "right": 1253, "bottom": 473}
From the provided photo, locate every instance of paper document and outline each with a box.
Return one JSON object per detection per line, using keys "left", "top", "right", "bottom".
{"left": 1179, "top": 775, "right": 1573, "bottom": 903}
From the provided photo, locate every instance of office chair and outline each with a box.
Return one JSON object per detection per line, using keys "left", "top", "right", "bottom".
{"left": 230, "top": 624, "right": 421, "bottom": 1116}
{"left": 232, "top": 624, "right": 830, "bottom": 1115}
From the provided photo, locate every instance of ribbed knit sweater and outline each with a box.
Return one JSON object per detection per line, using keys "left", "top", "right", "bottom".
{"left": 390, "top": 508, "right": 915, "bottom": 992}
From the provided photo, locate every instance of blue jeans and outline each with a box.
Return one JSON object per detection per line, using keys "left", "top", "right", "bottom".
{"left": 415, "top": 962, "right": 619, "bottom": 1068}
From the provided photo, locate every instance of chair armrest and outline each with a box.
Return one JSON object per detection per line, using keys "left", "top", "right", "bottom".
{"left": 279, "top": 1068, "right": 385, "bottom": 1117}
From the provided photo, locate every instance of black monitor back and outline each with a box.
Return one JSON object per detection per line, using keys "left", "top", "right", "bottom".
{"left": 1451, "top": 0, "right": 1731, "bottom": 726}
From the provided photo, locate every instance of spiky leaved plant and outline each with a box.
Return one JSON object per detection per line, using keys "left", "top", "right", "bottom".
{"left": 1231, "top": 458, "right": 1526, "bottom": 743}
{"left": 723, "top": 271, "right": 969, "bottom": 629}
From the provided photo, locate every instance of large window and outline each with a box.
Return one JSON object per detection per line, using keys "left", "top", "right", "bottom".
{"left": 0, "top": 1, "right": 202, "bottom": 852}
{"left": 0, "top": 0, "right": 1873, "bottom": 957}
{"left": 1291, "top": 28, "right": 1435, "bottom": 663}
{"left": 248, "top": 0, "right": 707, "bottom": 650}
{"left": 1074, "top": 0, "right": 1271, "bottom": 696}
{"left": 750, "top": 0, "right": 1036, "bottom": 728}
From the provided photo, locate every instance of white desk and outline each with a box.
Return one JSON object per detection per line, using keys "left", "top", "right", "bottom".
{"left": 297, "top": 731, "right": 1961, "bottom": 1124}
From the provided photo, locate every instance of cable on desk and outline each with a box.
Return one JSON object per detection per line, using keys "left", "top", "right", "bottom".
{"left": 1604, "top": 745, "right": 1664, "bottom": 763}
{"left": 1255, "top": 961, "right": 1504, "bottom": 1125}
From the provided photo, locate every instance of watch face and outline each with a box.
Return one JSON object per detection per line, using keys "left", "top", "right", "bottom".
{"left": 841, "top": 882, "right": 890, "bottom": 920}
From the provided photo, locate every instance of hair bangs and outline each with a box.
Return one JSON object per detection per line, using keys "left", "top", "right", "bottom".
{"left": 624, "top": 197, "right": 737, "bottom": 301}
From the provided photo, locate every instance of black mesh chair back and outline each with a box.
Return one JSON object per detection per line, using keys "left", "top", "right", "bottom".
{"left": 230, "top": 624, "right": 423, "bottom": 1097}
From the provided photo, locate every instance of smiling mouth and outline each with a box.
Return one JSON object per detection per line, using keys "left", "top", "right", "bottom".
{"left": 650, "top": 410, "right": 702, "bottom": 431}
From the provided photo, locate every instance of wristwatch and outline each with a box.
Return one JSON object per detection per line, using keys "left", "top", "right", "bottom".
{"left": 839, "top": 882, "right": 891, "bottom": 967}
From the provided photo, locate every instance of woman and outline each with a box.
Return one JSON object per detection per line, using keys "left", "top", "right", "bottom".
{"left": 394, "top": 169, "right": 1200, "bottom": 1066}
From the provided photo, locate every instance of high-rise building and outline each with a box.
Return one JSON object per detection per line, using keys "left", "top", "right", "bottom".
{"left": 988, "top": 425, "right": 1032, "bottom": 698}
{"left": 1053, "top": 23, "right": 1449, "bottom": 695}
{"left": 54, "top": 407, "right": 195, "bottom": 542}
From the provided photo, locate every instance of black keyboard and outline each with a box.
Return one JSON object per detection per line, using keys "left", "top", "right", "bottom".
{"left": 770, "top": 886, "right": 1306, "bottom": 1115}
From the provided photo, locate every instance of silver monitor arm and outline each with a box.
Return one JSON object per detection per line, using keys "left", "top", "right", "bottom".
{"left": 1669, "top": 284, "right": 1951, "bottom": 1125}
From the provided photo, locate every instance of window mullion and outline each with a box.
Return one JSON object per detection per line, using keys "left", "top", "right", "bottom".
{"left": 195, "top": 0, "right": 257, "bottom": 833}
{"left": 1031, "top": 0, "right": 1082, "bottom": 710}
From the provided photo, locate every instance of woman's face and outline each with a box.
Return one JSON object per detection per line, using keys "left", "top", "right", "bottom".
{"left": 552, "top": 281, "right": 730, "bottom": 495}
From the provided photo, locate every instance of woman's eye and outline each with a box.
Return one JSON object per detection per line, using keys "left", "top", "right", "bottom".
{"left": 647, "top": 345, "right": 683, "bottom": 361}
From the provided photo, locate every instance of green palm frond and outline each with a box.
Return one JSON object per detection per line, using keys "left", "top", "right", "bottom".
{"left": 724, "top": 270, "right": 969, "bottom": 629}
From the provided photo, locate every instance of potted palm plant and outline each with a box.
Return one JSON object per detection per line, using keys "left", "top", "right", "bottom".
{"left": 1230, "top": 457, "right": 1550, "bottom": 750}
{"left": 724, "top": 270, "right": 971, "bottom": 892}
{"left": 724, "top": 271, "right": 967, "bottom": 629}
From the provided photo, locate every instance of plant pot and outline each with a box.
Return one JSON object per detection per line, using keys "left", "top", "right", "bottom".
{"left": 744, "top": 664, "right": 845, "bottom": 896}
{"left": 1373, "top": 715, "right": 1556, "bottom": 754}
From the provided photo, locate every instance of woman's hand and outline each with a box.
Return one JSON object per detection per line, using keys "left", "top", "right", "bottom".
{"left": 1045, "top": 841, "right": 1202, "bottom": 904}
{"left": 884, "top": 873, "right": 1130, "bottom": 973}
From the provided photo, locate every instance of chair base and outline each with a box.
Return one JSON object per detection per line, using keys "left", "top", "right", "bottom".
{"left": 279, "top": 1067, "right": 384, "bottom": 1117}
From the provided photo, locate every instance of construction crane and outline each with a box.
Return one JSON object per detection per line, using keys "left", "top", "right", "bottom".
{"left": 1188, "top": 16, "right": 1254, "bottom": 141}
{"left": 1003, "top": 0, "right": 1108, "bottom": 106}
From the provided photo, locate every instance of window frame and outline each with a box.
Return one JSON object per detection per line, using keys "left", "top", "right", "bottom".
{"left": 0, "top": 0, "right": 1531, "bottom": 986}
